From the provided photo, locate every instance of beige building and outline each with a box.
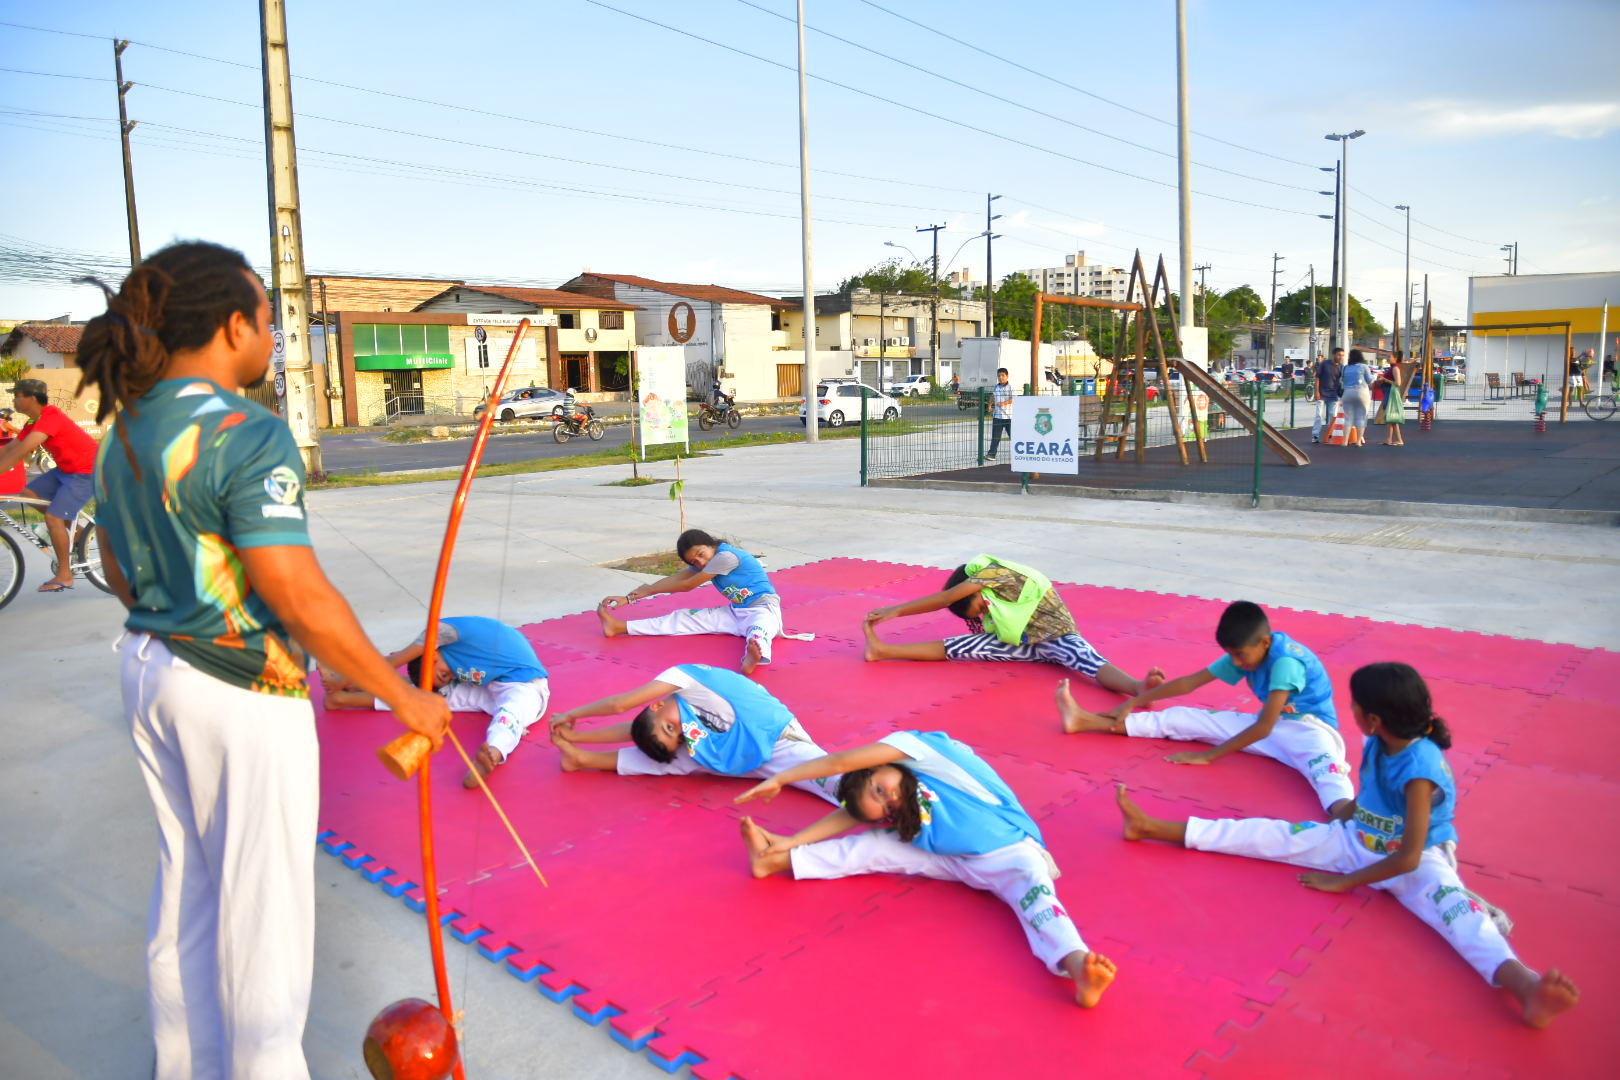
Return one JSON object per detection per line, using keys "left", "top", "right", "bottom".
{"left": 779, "top": 290, "right": 987, "bottom": 388}
{"left": 1, "top": 323, "right": 82, "bottom": 370}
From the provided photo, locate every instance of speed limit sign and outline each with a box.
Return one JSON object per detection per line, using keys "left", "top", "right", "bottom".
{"left": 274, "top": 371, "right": 287, "bottom": 398}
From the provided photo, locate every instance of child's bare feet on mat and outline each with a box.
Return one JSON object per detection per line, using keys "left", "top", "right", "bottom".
{"left": 739, "top": 816, "right": 789, "bottom": 878}
{"left": 1062, "top": 951, "right": 1117, "bottom": 1008}
{"left": 596, "top": 600, "right": 628, "bottom": 637}
{"left": 463, "top": 743, "right": 503, "bottom": 788}
{"left": 1056, "top": 679, "right": 1115, "bottom": 734}
{"left": 1522, "top": 968, "right": 1580, "bottom": 1029}
{"left": 555, "top": 734, "right": 585, "bottom": 772}
{"left": 1142, "top": 666, "right": 1167, "bottom": 690}
{"left": 861, "top": 618, "right": 885, "bottom": 662}
{"left": 742, "top": 637, "right": 764, "bottom": 676}
{"left": 1115, "top": 784, "right": 1187, "bottom": 844}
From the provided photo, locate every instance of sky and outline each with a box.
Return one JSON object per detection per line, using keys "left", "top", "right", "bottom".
{"left": 2, "top": 0, "right": 1617, "bottom": 329}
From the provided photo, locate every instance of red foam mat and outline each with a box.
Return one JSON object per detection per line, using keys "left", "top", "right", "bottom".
{"left": 316, "top": 561, "right": 1619, "bottom": 1078}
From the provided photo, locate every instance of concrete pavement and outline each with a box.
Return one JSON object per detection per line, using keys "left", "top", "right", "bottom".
{"left": 3, "top": 435, "right": 1616, "bottom": 1078}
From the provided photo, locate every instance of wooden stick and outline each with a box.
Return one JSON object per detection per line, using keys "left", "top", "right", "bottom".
{"left": 443, "top": 729, "right": 550, "bottom": 889}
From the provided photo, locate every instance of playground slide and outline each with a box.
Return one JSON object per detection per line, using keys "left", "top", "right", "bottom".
{"left": 1173, "top": 361, "right": 1311, "bottom": 467}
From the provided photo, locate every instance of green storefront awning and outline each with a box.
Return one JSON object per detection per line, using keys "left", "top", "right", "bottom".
{"left": 354, "top": 353, "right": 454, "bottom": 371}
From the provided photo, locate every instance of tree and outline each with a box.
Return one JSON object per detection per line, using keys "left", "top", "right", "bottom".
{"left": 0, "top": 356, "right": 29, "bottom": 382}
{"left": 1208, "top": 285, "right": 1266, "bottom": 324}
{"left": 837, "top": 258, "right": 959, "bottom": 299}
{"left": 1271, "top": 286, "right": 1386, "bottom": 337}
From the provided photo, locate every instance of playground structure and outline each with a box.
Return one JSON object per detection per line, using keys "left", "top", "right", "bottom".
{"left": 1025, "top": 253, "right": 1310, "bottom": 468}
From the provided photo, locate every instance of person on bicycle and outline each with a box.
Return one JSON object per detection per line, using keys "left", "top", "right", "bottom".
{"left": 0, "top": 378, "right": 98, "bottom": 592}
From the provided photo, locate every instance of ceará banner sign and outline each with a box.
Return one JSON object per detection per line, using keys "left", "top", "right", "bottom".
{"left": 1010, "top": 395, "right": 1081, "bottom": 474}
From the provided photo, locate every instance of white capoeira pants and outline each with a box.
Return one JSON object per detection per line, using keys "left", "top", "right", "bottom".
{"left": 943, "top": 631, "right": 1110, "bottom": 679}
{"left": 372, "top": 677, "right": 548, "bottom": 762}
{"left": 616, "top": 719, "right": 840, "bottom": 805}
{"left": 627, "top": 601, "right": 783, "bottom": 666}
{"left": 1186, "top": 816, "right": 1517, "bottom": 984}
{"left": 791, "top": 834, "right": 1085, "bottom": 975}
{"left": 121, "top": 633, "right": 317, "bottom": 1080}
{"left": 1125, "top": 707, "right": 1354, "bottom": 810}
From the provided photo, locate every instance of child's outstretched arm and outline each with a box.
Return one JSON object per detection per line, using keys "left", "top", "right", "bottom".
{"left": 1300, "top": 780, "right": 1430, "bottom": 893}
{"left": 1104, "top": 668, "right": 1216, "bottom": 722}
{"left": 549, "top": 678, "right": 681, "bottom": 735}
{"left": 557, "top": 721, "right": 634, "bottom": 745}
{"left": 867, "top": 580, "right": 983, "bottom": 625}
{"left": 735, "top": 742, "right": 908, "bottom": 804}
{"left": 1166, "top": 686, "right": 1288, "bottom": 765}
{"left": 612, "top": 565, "right": 713, "bottom": 606}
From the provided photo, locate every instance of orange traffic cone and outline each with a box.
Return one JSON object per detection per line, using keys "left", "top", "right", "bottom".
{"left": 1327, "top": 406, "right": 1348, "bottom": 446}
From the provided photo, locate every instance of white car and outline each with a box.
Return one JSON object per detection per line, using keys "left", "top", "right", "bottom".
{"left": 799, "top": 382, "right": 903, "bottom": 427}
{"left": 892, "top": 375, "right": 932, "bottom": 397}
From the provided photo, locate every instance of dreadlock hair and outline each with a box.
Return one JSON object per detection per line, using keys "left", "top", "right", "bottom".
{"left": 943, "top": 565, "right": 975, "bottom": 620}
{"left": 75, "top": 241, "right": 262, "bottom": 426}
{"left": 630, "top": 704, "right": 678, "bottom": 764}
{"left": 837, "top": 765, "right": 922, "bottom": 843}
{"left": 1349, "top": 662, "right": 1452, "bottom": 749}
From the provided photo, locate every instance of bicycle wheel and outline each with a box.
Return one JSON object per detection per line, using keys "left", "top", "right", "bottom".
{"left": 1584, "top": 393, "right": 1617, "bottom": 420}
{"left": 70, "top": 514, "right": 111, "bottom": 593}
{"left": 0, "top": 530, "right": 23, "bottom": 611}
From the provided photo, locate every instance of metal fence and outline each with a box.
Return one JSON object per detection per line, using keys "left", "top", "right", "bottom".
{"left": 368, "top": 394, "right": 473, "bottom": 427}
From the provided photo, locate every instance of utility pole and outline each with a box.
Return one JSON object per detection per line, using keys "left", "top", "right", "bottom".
{"left": 1395, "top": 203, "right": 1411, "bottom": 358}
{"left": 985, "top": 193, "right": 1002, "bottom": 336}
{"left": 261, "top": 0, "right": 322, "bottom": 473}
{"left": 1501, "top": 242, "right": 1518, "bottom": 275}
{"left": 877, "top": 289, "right": 886, "bottom": 391}
{"left": 917, "top": 223, "right": 944, "bottom": 384}
{"left": 1326, "top": 130, "right": 1365, "bottom": 354}
{"left": 795, "top": 0, "right": 817, "bottom": 442}
{"left": 1194, "top": 263, "right": 1211, "bottom": 325}
{"left": 1308, "top": 264, "right": 1318, "bottom": 363}
{"left": 1268, "top": 254, "right": 1284, "bottom": 372}
{"left": 1174, "top": 0, "right": 1196, "bottom": 359}
{"left": 1321, "top": 163, "right": 1340, "bottom": 354}
{"left": 112, "top": 40, "right": 141, "bottom": 267}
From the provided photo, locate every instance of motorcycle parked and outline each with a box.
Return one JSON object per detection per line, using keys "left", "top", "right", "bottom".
{"left": 551, "top": 390, "right": 605, "bottom": 443}
{"left": 697, "top": 388, "right": 742, "bottom": 430}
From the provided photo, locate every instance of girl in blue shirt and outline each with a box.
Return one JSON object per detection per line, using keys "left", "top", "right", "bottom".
{"left": 1113, "top": 662, "right": 1579, "bottom": 1028}
{"left": 596, "top": 528, "right": 785, "bottom": 674}
{"left": 734, "top": 731, "right": 1118, "bottom": 1008}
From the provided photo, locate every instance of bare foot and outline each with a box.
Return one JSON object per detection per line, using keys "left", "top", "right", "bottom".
{"left": 1141, "top": 666, "right": 1167, "bottom": 691}
{"left": 463, "top": 743, "right": 503, "bottom": 789}
{"left": 555, "top": 735, "right": 584, "bottom": 773}
{"left": 1070, "top": 951, "right": 1118, "bottom": 1008}
{"left": 738, "top": 816, "right": 784, "bottom": 878}
{"left": 1523, "top": 969, "right": 1580, "bottom": 1029}
{"left": 1056, "top": 679, "right": 1115, "bottom": 734}
{"left": 861, "top": 619, "right": 885, "bottom": 663}
{"left": 596, "top": 601, "right": 628, "bottom": 638}
{"left": 1116, "top": 784, "right": 1150, "bottom": 841}
{"left": 742, "top": 637, "right": 764, "bottom": 676}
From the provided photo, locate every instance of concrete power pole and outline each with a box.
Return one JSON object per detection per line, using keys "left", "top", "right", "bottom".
{"left": 917, "top": 224, "right": 944, "bottom": 383}
{"left": 795, "top": 0, "right": 817, "bottom": 443}
{"left": 260, "top": 0, "right": 322, "bottom": 474}
{"left": 1175, "top": 0, "right": 1197, "bottom": 362}
{"left": 112, "top": 40, "right": 140, "bottom": 267}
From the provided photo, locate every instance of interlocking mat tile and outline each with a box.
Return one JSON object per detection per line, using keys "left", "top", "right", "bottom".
{"left": 317, "top": 560, "right": 1617, "bottom": 1078}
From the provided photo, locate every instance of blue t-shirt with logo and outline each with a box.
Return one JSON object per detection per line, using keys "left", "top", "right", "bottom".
{"left": 708, "top": 541, "right": 776, "bottom": 607}
{"left": 1352, "top": 735, "right": 1457, "bottom": 854}
{"left": 661, "top": 664, "right": 796, "bottom": 775}
{"left": 433, "top": 617, "right": 547, "bottom": 686}
{"left": 1207, "top": 630, "right": 1337, "bottom": 727}
{"left": 878, "top": 731, "right": 1043, "bottom": 856}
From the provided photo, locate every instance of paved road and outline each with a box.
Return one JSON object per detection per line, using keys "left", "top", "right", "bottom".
{"left": 321, "top": 401, "right": 960, "bottom": 474}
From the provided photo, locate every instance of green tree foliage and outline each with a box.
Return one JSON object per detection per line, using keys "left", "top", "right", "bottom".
{"left": 837, "top": 258, "right": 960, "bottom": 299}
{"left": 0, "top": 356, "right": 29, "bottom": 382}
{"left": 1272, "top": 286, "right": 1387, "bottom": 337}
{"left": 1208, "top": 285, "right": 1266, "bottom": 324}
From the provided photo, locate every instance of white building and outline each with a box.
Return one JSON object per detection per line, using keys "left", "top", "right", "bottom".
{"left": 1018, "top": 251, "right": 1132, "bottom": 303}
{"left": 779, "top": 290, "right": 987, "bottom": 389}
{"left": 1468, "top": 270, "right": 1619, "bottom": 387}
{"left": 0, "top": 323, "right": 81, "bottom": 369}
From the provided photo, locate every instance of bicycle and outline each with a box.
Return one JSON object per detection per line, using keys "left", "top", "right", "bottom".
{"left": 1582, "top": 378, "right": 1616, "bottom": 420}
{"left": 0, "top": 495, "right": 112, "bottom": 610}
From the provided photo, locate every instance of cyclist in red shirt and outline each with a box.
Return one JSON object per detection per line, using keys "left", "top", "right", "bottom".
{"left": 0, "top": 378, "right": 100, "bottom": 591}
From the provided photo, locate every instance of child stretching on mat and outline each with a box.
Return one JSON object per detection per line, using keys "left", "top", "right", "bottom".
{"left": 322, "top": 616, "right": 548, "bottom": 788}
{"left": 733, "top": 730, "right": 1117, "bottom": 1008}
{"left": 862, "top": 554, "right": 1164, "bottom": 696}
{"left": 597, "top": 528, "right": 785, "bottom": 675}
{"left": 1114, "top": 661, "right": 1580, "bottom": 1028}
{"left": 1055, "top": 600, "right": 1354, "bottom": 816}
{"left": 548, "top": 664, "right": 840, "bottom": 804}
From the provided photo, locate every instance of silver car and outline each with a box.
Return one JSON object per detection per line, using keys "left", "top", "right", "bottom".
{"left": 474, "top": 386, "right": 569, "bottom": 421}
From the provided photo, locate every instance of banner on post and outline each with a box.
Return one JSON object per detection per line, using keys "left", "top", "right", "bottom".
{"left": 1011, "top": 395, "right": 1081, "bottom": 474}
{"left": 635, "top": 346, "right": 690, "bottom": 458}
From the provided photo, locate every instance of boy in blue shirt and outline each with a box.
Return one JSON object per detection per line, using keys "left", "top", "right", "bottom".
{"left": 548, "top": 664, "right": 839, "bottom": 804}
{"left": 1055, "top": 600, "right": 1353, "bottom": 814}
{"left": 323, "top": 616, "right": 549, "bottom": 788}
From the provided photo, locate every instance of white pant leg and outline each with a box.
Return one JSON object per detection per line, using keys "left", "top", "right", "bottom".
{"left": 625, "top": 605, "right": 747, "bottom": 639}
{"left": 791, "top": 833, "right": 1086, "bottom": 974}
{"left": 123, "top": 634, "right": 317, "bottom": 1080}
{"left": 1185, "top": 815, "right": 1360, "bottom": 873}
{"left": 734, "top": 602, "right": 783, "bottom": 666}
{"left": 1374, "top": 844, "right": 1519, "bottom": 985}
{"left": 1311, "top": 398, "right": 1327, "bottom": 437}
{"left": 617, "top": 729, "right": 840, "bottom": 805}
{"left": 441, "top": 678, "right": 549, "bottom": 761}
{"left": 616, "top": 744, "right": 707, "bottom": 777}
{"left": 1127, "top": 707, "right": 1354, "bottom": 810}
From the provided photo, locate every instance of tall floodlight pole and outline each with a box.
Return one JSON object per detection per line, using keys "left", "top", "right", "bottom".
{"left": 1309, "top": 264, "right": 1318, "bottom": 360}
{"left": 1325, "top": 130, "right": 1364, "bottom": 351}
{"left": 796, "top": 0, "right": 817, "bottom": 443}
{"left": 985, "top": 193, "right": 1003, "bottom": 335}
{"left": 1395, "top": 204, "right": 1411, "bottom": 356}
{"left": 1319, "top": 165, "right": 1339, "bottom": 353}
{"left": 261, "top": 0, "right": 322, "bottom": 473}
{"left": 1175, "top": 0, "right": 1196, "bottom": 363}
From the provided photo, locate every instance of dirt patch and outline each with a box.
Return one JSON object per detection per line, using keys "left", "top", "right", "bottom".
{"left": 603, "top": 551, "right": 684, "bottom": 576}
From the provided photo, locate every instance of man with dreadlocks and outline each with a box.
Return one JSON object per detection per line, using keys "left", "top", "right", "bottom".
{"left": 734, "top": 731, "right": 1119, "bottom": 1008}
{"left": 547, "top": 663, "right": 841, "bottom": 804}
{"left": 79, "top": 240, "right": 450, "bottom": 1079}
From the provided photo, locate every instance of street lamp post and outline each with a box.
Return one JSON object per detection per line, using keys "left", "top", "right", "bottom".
{"left": 1500, "top": 242, "right": 1518, "bottom": 275}
{"left": 1318, "top": 164, "right": 1339, "bottom": 354}
{"left": 985, "top": 193, "right": 1002, "bottom": 336}
{"left": 885, "top": 239, "right": 923, "bottom": 381}
{"left": 1395, "top": 203, "right": 1411, "bottom": 357}
{"left": 1325, "top": 130, "right": 1364, "bottom": 351}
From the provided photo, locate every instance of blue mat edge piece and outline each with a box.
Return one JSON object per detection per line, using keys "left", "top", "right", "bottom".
{"left": 645, "top": 1047, "right": 706, "bottom": 1075}
{"left": 571, "top": 1001, "right": 624, "bottom": 1027}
